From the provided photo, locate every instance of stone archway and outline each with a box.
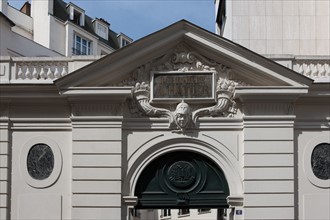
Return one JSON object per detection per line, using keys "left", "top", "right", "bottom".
{"left": 134, "top": 151, "right": 230, "bottom": 209}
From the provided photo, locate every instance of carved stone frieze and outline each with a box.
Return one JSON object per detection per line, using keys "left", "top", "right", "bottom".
{"left": 71, "top": 103, "right": 123, "bottom": 116}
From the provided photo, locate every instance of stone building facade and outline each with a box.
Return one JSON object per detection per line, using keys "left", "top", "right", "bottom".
{"left": 1, "top": 20, "right": 329, "bottom": 220}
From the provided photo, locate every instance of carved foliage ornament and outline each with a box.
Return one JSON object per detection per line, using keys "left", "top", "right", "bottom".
{"left": 132, "top": 44, "right": 237, "bottom": 133}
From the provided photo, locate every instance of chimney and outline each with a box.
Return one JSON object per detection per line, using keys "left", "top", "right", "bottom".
{"left": 20, "top": 1, "right": 31, "bottom": 16}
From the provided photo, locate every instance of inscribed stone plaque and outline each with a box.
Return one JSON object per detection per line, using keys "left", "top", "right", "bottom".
{"left": 153, "top": 73, "right": 213, "bottom": 99}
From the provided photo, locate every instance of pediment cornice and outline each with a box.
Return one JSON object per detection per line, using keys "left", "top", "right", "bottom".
{"left": 54, "top": 20, "right": 313, "bottom": 90}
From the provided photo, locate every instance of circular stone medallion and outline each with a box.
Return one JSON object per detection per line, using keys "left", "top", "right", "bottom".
{"left": 27, "top": 144, "right": 54, "bottom": 180}
{"left": 167, "top": 161, "right": 196, "bottom": 188}
{"left": 311, "top": 143, "right": 330, "bottom": 180}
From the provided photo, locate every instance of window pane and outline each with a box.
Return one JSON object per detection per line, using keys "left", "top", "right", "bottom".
{"left": 73, "top": 34, "right": 91, "bottom": 55}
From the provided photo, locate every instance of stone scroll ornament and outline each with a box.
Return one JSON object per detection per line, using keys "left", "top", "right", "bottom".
{"left": 132, "top": 78, "right": 237, "bottom": 133}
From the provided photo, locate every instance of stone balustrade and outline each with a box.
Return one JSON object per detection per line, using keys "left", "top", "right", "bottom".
{"left": 0, "top": 56, "right": 102, "bottom": 84}
{"left": 16, "top": 61, "right": 68, "bottom": 80}
{"left": 0, "top": 55, "right": 329, "bottom": 84}
{"left": 293, "top": 59, "right": 330, "bottom": 80}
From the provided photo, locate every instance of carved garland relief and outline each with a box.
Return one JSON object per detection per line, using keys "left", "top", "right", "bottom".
{"left": 129, "top": 44, "right": 239, "bottom": 133}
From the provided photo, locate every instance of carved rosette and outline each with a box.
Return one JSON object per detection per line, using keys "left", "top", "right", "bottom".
{"left": 131, "top": 44, "right": 239, "bottom": 133}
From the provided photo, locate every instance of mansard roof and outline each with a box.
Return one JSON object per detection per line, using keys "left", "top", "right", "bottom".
{"left": 55, "top": 20, "right": 313, "bottom": 89}
{"left": 53, "top": 0, "right": 120, "bottom": 50}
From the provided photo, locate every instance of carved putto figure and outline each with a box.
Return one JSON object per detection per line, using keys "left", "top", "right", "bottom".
{"left": 173, "top": 101, "right": 192, "bottom": 132}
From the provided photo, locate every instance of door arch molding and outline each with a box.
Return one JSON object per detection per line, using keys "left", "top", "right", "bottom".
{"left": 123, "top": 137, "right": 243, "bottom": 201}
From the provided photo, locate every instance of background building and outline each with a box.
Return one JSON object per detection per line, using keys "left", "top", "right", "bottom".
{"left": 0, "top": 0, "right": 132, "bottom": 57}
{"left": 216, "top": 0, "right": 329, "bottom": 56}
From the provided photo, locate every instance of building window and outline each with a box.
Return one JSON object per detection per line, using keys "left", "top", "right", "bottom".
{"left": 311, "top": 143, "right": 330, "bottom": 180}
{"left": 178, "top": 209, "right": 190, "bottom": 216}
{"left": 73, "top": 34, "right": 92, "bottom": 55}
{"left": 97, "top": 23, "right": 107, "bottom": 39}
{"left": 121, "top": 38, "right": 130, "bottom": 47}
{"left": 160, "top": 209, "right": 171, "bottom": 218}
{"left": 73, "top": 10, "right": 82, "bottom": 25}
{"left": 67, "top": 3, "right": 85, "bottom": 26}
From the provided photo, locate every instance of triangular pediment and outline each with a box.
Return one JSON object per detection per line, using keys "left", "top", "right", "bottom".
{"left": 55, "top": 20, "right": 312, "bottom": 89}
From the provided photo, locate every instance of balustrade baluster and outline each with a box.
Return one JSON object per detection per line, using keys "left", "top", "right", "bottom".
{"left": 54, "top": 66, "right": 61, "bottom": 79}
{"left": 17, "top": 66, "right": 24, "bottom": 79}
{"left": 32, "top": 67, "right": 38, "bottom": 79}
{"left": 61, "top": 65, "right": 68, "bottom": 76}
{"left": 25, "top": 65, "right": 32, "bottom": 79}
{"left": 47, "top": 66, "right": 54, "bottom": 79}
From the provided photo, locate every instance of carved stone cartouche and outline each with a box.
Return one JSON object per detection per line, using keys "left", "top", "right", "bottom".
{"left": 131, "top": 44, "right": 239, "bottom": 133}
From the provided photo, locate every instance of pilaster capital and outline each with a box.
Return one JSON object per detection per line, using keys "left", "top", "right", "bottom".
{"left": 122, "top": 196, "right": 138, "bottom": 207}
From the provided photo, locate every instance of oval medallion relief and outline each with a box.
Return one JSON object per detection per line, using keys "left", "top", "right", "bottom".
{"left": 27, "top": 144, "right": 54, "bottom": 180}
{"left": 167, "top": 161, "right": 197, "bottom": 188}
{"left": 311, "top": 143, "right": 330, "bottom": 180}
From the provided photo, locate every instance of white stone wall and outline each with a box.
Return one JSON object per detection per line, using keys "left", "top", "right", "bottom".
{"left": 0, "top": 17, "right": 63, "bottom": 57}
{"left": 50, "top": 17, "right": 67, "bottom": 56}
{"left": 7, "top": 5, "right": 33, "bottom": 39}
{"left": 71, "top": 116, "right": 123, "bottom": 220}
{"left": 295, "top": 99, "right": 330, "bottom": 220}
{"left": 0, "top": 102, "right": 10, "bottom": 220}
{"left": 243, "top": 116, "right": 295, "bottom": 219}
{"left": 1, "top": 0, "right": 116, "bottom": 57}
{"left": 2, "top": 89, "right": 329, "bottom": 220}
{"left": 31, "top": 0, "right": 52, "bottom": 49}
{"left": 7, "top": 99, "right": 72, "bottom": 219}
{"left": 223, "top": 0, "right": 330, "bottom": 56}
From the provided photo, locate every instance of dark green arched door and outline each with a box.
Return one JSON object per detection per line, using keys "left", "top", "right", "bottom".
{"left": 135, "top": 151, "right": 230, "bottom": 209}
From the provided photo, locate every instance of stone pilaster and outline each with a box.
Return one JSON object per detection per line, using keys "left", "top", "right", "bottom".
{"left": 0, "top": 102, "right": 10, "bottom": 220}
{"left": 70, "top": 102, "right": 125, "bottom": 220}
{"left": 242, "top": 113, "right": 296, "bottom": 220}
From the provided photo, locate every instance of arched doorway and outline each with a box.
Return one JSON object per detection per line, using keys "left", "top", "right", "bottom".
{"left": 134, "top": 151, "right": 230, "bottom": 218}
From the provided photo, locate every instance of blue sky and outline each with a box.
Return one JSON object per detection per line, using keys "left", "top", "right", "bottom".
{"left": 8, "top": 0, "right": 216, "bottom": 40}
